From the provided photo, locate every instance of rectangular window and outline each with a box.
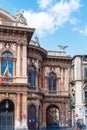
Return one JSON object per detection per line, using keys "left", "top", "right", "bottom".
{"left": 84, "top": 67, "right": 87, "bottom": 78}
{"left": 85, "top": 91, "right": 87, "bottom": 104}
{"left": 85, "top": 110, "right": 87, "bottom": 115}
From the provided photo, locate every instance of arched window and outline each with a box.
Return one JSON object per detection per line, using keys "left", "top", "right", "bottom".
{"left": 48, "top": 72, "right": 56, "bottom": 91}
{"left": 28, "top": 66, "right": 35, "bottom": 86}
{"left": 1, "top": 52, "right": 13, "bottom": 77}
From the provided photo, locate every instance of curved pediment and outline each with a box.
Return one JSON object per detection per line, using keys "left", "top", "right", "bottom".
{"left": 0, "top": 8, "right": 17, "bottom": 22}
{"left": 0, "top": 8, "right": 27, "bottom": 26}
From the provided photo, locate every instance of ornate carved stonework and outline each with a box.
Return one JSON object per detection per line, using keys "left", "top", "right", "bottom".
{"left": 11, "top": 43, "right": 16, "bottom": 51}
{"left": 15, "top": 12, "right": 27, "bottom": 25}
{"left": 5, "top": 42, "right": 10, "bottom": 49}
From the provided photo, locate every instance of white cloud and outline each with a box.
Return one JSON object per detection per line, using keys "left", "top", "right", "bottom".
{"left": 69, "top": 18, "right": 80, "bottom": 25}
{"left": 23, "top": 0, "right": 81, "bottom": 36}
{"left": 24, "top": 11, "right": 54, "bottom": 35}
{"left": 72, "top": 26, "right": 87, "bottom": 36}
{"left": 72, "top": 27, "right": 78, "bottom": 32}
{"left": 79, "top": 27, "right": 87, "bottom": 36}
{"left": 37, "top": 0, "right": 52, "bottom": 9}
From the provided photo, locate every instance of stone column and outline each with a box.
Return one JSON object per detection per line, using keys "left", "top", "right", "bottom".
{"left": 22, "top": 45, "right": 27, "bottom": 77}
{"left": 15, "top": 94, "right": 21, "bottom": 129}
{"left": 35, "top": 69, "right": 38, "bottom": 89}
{"left": 13, "top": 59, "right": 16, "bottom": 77}
{"left": 16, "top": 44, "right": 20, "bottom": 77}
{"left": 39, "top": 71, "right": 41, "bottom": 88}
{"left": 44, "top": 77, "right": 48, "bottom": 93}
{"left": 58, "top": 78, "right": 61, "bottom": 95}
{"left": 21, "top": 93, "right": 28, "bottom": 129}
{"left": 61, "top": 68, "right": 64, "bottom": 91}
{"left": 36, "top": 105, "right": 39, "bottom": 129}
{"left": 13, "top": 59, "right": 16, "bottom": 83}
{"left": 42, "top": 103, "right": 46, "bottom": 128}
{"left": 0, "top": 59, "right": 1, "bottom": 77}
{"left": 56, "top": 77, "right": 59, "bottom": 94}
{"left": 61, "top": 103, "right": 64, "bottom": 126}
{"left": 65, "top": 68, "right": 68, "bottom": 92}
{"left": 65, "top": 102, "right": 69, "bottom": 126}
{"left": 63, "top": 68, "right": 65, "bottom": 91}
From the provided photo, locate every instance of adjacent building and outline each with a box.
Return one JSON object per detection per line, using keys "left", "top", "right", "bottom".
{"left": 70, "top": 55, "right": 87, "bottom": 127}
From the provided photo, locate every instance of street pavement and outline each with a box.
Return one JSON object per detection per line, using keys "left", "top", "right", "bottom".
{"left": 37, "top": 127, "right": 87, "bottom": 130}
{"left": 38, "top": 127, "right": 76, "bottom": 130}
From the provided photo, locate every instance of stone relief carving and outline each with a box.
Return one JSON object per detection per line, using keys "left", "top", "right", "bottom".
{"left": 3, "top": 42, "right": 16, "bottom": 51}
{"left": 44, "top": 66, "right": 61, "bottom": 77}
{"left": 5, "top": 43, "right": 10, "bottom": 49}
{"left": 9, "top": 94, "right": 16, "bottom": 101}
{"left": 11, "top": 43, "right": 16, "bottom": 51}
{"left": 0, "top": 42, "right": 16, "bottom": 52}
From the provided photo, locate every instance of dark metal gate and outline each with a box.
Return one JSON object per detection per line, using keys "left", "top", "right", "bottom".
{"left": 0, "top": 112, "right": 14, "bottom": 130}
{"left": 0, "top": 99, "right": 14, "bottom": 130}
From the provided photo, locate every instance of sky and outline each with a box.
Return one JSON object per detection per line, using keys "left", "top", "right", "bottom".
{"left": 0, "top": 0, "right": 87, "bottom": 57}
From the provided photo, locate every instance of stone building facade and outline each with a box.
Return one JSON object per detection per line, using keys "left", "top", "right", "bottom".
{"left": 0, "top": 8, "right": 71, "bottom": 130}
{"left": 70, "top": 55, "right": 87, "bottom": 127}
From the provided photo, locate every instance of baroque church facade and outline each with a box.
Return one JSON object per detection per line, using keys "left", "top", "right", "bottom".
{"left": 0, "top": 8, "right": 87, "bottom": 130}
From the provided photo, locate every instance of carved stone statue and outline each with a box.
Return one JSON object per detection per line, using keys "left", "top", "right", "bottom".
{"left": 29, "top": 36, "right": 40, "bottom": 47}
{"left": 15, "top": 11, "right": 27, "bottom": 25}
{"left": 58, "top": 45, "right": 68, "bottom": 52}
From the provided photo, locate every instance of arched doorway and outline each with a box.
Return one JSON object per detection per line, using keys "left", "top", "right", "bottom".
{"left": 46, "top": 105, "right": 60, "bottom": 127}
{"left": 0, "top": 99, "right": 14, "bottom": 130}
{"left": 28, "top": 104, "right": 36, "bottom": 130}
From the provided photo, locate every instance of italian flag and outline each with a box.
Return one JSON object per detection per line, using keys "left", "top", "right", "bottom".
{"left": 0, "top": 65, "right": 8, "bottom": 84}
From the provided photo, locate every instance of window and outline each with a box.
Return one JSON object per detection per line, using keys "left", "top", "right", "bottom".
{"left": 85, "top": 90, "right": 87, "bottom": 104}
{"left": 84, "top": 67, "right": 87, "bottom": 78}
{"left": 28, "top": 66, "right": 35, "bottom": 86}
{"left": 1, "top": 52, "right": 13, "bottom": 77}
{"left": 48, "top": 72, "right": 56, "bottom": 91}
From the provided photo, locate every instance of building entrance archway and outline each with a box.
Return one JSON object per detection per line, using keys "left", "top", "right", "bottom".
{"left": 0, "top": 99, "right": 14, "bottom": 130}
{"left": 46, "top": 105, "right": 60, "bottom": 127}
{"left": 28, "top": 104, "right": 36, "bottom": 130}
